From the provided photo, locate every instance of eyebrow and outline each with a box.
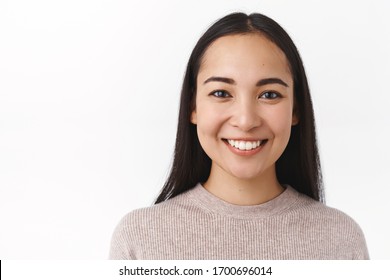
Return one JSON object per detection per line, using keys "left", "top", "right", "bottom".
{"left": 203, "top": 76, "right": 289, "bottom": 87}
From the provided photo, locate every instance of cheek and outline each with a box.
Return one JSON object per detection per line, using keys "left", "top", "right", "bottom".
{"left": 266, "top": 105, "right": 294, "bottom": 139}
{"left": 195, "top": 97, "right": 225, "bottom": 128}
{"left": 196, "top": 117, "right": 221, "bottom": 158}
{"left": 196, "top": 106, "right": 222, "bottom": 138}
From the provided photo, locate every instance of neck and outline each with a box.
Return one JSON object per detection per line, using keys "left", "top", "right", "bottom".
{"left": 203, "top": 164, "right": 284, "bottom": 206}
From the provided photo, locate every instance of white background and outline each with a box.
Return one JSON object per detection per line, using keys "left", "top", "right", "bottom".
{"left": 0, "top": 0, "right": 389, "bottom": 259}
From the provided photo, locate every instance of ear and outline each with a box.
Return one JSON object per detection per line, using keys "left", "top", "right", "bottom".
{"left": 190, "top": 109, "right": 197, "bottom": 124}
{"left": 291, "top": 114, "right": 299, "bottom": 126}
{"left": 290, "top": 94, "right": 299, "bottom": 126}
{"left": 292, "top": 105, "right": 299, "bottom": 126}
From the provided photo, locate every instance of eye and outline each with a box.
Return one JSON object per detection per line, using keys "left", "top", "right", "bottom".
{"left": 210, "top": 90, "right": 231, "bottom": 98}
{"left": 260, "top": 91, "right": 281, "bottom": 99}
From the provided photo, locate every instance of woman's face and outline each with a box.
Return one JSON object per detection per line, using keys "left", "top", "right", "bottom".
{"left": 191, "top": 33, "right": 298, "bottom": 181}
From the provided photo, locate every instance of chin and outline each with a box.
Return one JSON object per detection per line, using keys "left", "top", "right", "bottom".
{"left": 228, "top": 167, "right": 265, "bottom": 181}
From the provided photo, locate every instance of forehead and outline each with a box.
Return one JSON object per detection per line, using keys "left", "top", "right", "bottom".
{"left": 198, "top": 33, "right": 292, "bottom": 83}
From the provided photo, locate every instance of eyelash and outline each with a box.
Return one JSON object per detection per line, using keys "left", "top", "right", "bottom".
{"left": 210, "top": 90, "right": 231, "bottom": 98}
{"left": 260, "top": 91, "right": 281, "bottom": 99}
{"left": 210, "top": 90, "right": 281, "bottom": 99}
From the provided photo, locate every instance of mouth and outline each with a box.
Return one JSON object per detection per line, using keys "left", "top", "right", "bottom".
{"left": 222, "top": 139, "right": 268, "bottom": 151}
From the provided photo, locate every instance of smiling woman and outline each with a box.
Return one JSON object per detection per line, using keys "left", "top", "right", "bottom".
{"left": 109, "top": 12, "right": 369, "bottom": 260}
{"left": 191, "top": 34, "right": 297, "bottom": 205}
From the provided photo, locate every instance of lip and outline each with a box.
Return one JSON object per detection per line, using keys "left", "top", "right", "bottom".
{"left": 222, "top": 138, "right": 267, "bottom": 156}
{"left": 224, "top": 138, "right": 263, "bottom": 141}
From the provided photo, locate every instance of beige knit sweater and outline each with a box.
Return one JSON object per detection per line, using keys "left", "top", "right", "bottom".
{"left": 109, "top": 184, "right": 369, "bottom": 259}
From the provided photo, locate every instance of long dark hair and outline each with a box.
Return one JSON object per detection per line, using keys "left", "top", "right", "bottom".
{"left": 155, "top": 12, "right": 324, "bottom": 203}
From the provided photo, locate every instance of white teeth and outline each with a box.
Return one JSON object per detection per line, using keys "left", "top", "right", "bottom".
{"left": 227, "top": 139, "right": 263, "bottom": 151}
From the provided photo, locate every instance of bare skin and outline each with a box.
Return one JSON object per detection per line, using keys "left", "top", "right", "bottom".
{"left": 191, "top": 33, "right": 298, "bottom": 206}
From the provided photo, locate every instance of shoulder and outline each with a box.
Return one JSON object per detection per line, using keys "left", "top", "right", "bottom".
{"left": 113, "top": 195, "right": 189, "bottom": 230}
{"left": 109, "top": 190, "right": 196, "bottom": 259}
{"left": 286, "top": 187, "right": 369, "bottom": 259}
{"left": 290, "top": 189, "right": 361, "bottom": 230}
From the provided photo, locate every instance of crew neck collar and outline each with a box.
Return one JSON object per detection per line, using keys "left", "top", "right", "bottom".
{"left": 186, "top": 183, "right": 300, "bottom": 219}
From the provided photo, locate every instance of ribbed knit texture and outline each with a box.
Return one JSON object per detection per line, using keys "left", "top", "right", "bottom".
{"left": 109, "top": 184, "right": 369, "bottom": 260}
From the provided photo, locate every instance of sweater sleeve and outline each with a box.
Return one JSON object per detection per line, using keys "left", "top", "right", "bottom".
{"left": 333, "top": 208, "right": 370, "bottom": 260}
{"left": 351, "top": 223, "right": 370, "bottom": 260}
{"left": 108, "top": 214, "right": 136, "bottom": 260}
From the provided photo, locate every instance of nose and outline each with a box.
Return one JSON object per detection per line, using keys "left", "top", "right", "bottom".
{"left": 230, "top": 99, "right": 262, "bottom": 132}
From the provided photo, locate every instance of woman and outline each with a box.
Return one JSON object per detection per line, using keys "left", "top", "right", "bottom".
{"left": 109, "top": 12, "right": 369, "bottom": 259}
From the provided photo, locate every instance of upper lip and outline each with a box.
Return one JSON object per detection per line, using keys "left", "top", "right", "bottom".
{"left": 223, "top": 138, "right": 266, "bottom": 141}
